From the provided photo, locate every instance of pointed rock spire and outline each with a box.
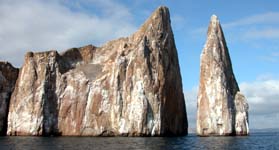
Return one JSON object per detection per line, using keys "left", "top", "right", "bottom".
{"left": 136, "top": 6, "right": 171, "bottom": 35}
{"left": 197, "top": 15, "right": 249, "bottom": 136}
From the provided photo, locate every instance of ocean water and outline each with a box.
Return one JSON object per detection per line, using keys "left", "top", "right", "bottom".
{"left": 0, "top": 132, "right": 278, "bottom": 150}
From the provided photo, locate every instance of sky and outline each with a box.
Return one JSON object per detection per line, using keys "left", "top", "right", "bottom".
{"left": 0, "top": 0, "right": 278, "bottom": 130}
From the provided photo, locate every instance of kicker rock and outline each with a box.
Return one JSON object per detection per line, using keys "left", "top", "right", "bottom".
{"left": 0, "top": 62, "right": 18, "bottom": 135}
{"left": 7, "top": 6, "right": 188, "bottom": 136}
{"left": 196, "top": 15, "right": 249, "bottom": 136}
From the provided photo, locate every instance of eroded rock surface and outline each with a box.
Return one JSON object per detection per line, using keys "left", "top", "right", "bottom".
{"left": 7, "top": 6, "right": 188, "bottom": 136}
{"left": 197, "top": 15, "right": 249, "bottom": 136}
{"left": 0, "top": 62, "right": 18, "bottom": 135}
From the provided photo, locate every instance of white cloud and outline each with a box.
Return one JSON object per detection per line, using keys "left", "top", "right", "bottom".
{"left": 0, "top": 0, "right": 137, "bottom": 67}
{"left": 223, "top": 12, "right": 279, "bottom": 40}
{"left": 171, "top": 14, "right": 187, "bottom": 31}
{"left": 243, "top": 28, "right": 279, "bottom": 39}
{"left": 184, "top": 87, "right": 198, "bottom": 131}
{"left": 223, "top": 12, "right": 279, "bottom": 28}
{"left": 240, "top": 78, "right": 279, "bottom": 116}
{"left": 240, "top": 76, "right": 279, "bottom": 129}
{"left": 272, "top": 52, "right": 279, "bottom": 57}
{"left": 184, "top": 75, "right": 279, "bottom": 130}
{"left": 192, "top": 12, "right": 279, "bottom": 41}
{"left": 259, "top": 52, "right": 279, "bottom": 63}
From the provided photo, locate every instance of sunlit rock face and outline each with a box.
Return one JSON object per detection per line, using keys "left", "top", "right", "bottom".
{"left": 7, "top": 6, "right": 188, "bottom": 136}
{"left": 0, "top": 62, "right": 18, "bottom": 135}
{"left": 197, "top": 15, "right": 249, "bottom": 136}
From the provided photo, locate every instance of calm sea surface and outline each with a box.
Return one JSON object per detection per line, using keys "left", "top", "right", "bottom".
{"left": 0, "top": 132, "right": 278, "bottom": 150}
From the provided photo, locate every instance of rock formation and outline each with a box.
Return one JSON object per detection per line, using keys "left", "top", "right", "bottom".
{"left": 196, "top": 15, "right": 249, "bottom": 136}
{"left": 7, "top": 6, "right": 188, "bottom": 136}
{"left": 0, "top": 62, "right": 18, "bottom": 135}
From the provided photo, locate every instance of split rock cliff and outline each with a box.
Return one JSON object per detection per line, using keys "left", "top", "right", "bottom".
{"left": 5, "top": 6, "right": 188, "bottom": 136}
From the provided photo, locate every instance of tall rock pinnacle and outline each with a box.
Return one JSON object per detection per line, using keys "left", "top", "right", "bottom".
{"left": 197, "top": 15, "right": 249, "bottom": 136}
{"left": 7, "top": 6, "right": 188, "bottom": 136}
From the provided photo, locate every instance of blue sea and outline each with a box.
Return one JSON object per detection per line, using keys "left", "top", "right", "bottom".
{"left": 0, "top": 132, "right": 278, "bottom": 150}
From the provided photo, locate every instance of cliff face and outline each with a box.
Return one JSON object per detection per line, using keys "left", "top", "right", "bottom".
{"left": 7, "top": 6, "right": 188, "bottom": 136}
{"left": 196, "top": 15, "right": 249, "bottom": 136}
{"left": 0, "top": 62, "right": 18, "bottom": 135}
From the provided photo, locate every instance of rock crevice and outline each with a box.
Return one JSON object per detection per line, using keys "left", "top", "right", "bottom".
{"left": 0, "top": 62, "right": 18, "bottom": 135}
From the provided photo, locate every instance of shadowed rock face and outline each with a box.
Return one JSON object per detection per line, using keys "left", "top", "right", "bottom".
{"left": 0, "top": 62, "right": 18, "bottom": 135}
{"left": 197, "top": 15, "right": 249, "bottom": 136}
{"left": 7, "top": 6, "right": 188, "bottom": 136}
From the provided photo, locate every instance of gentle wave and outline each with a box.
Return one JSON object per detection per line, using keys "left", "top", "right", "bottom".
{"left": 0, "top": 132, "right": 278, "bottom": 150}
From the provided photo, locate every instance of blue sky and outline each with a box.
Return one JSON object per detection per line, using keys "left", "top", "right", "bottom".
{"left": 0, "top": 0, "right": 278, "bottom": 130}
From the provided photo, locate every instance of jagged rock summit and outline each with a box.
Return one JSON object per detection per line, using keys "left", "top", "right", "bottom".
{"left": 197, "top": 15, "right": 249, "bottom": 136}
{"left": 6, "top": 6, "right": 188, "bottom": 136}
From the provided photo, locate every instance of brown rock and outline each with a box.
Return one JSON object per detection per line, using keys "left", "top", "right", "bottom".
{"left": 0, "top": 62, "right": 18, "bottom": 135}
{"left": 7, "top": 6, "right": 188, "bottom": 136}
{"left": 196, "top": 15, "right": 249, "bottom": 136}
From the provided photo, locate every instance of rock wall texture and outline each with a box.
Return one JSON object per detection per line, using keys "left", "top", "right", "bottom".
{"left": 0, "top": 62, "right": 18, "bottom": 135}
{"left": 196, "top": 15, "right": 249, "bottom": 136}
{"left": 7, "top": 6, "right": 188, "bottom": 136}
